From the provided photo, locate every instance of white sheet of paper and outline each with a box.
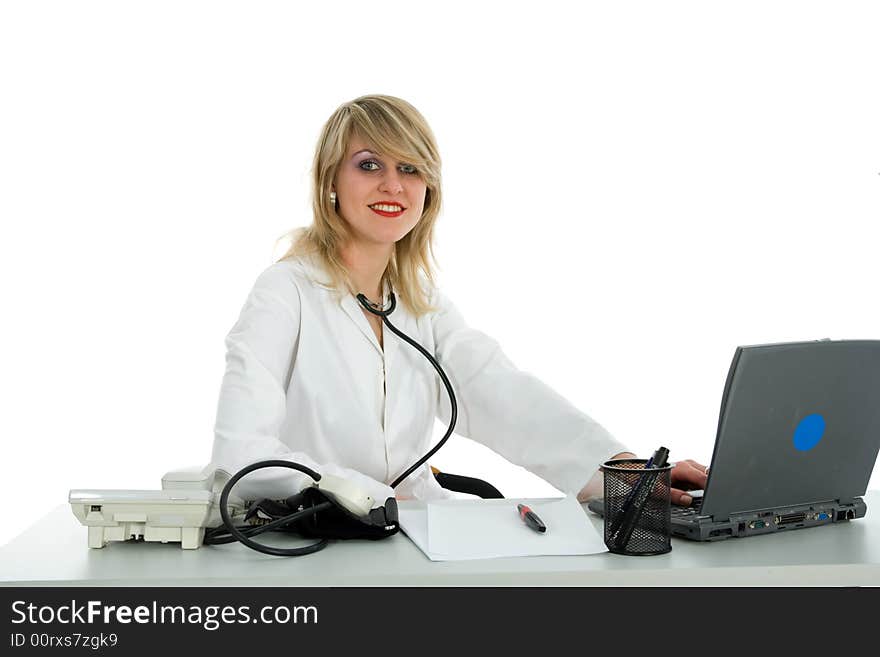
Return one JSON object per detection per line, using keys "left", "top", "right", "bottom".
{"left": 398, "top": 497, "right": 606, "bottom": 561}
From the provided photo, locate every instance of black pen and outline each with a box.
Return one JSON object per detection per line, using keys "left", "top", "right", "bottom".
{"left": 608, "top": 453, "right": 656, "bottom": 540}
{"left": 611, "top": 446, "right": 670, "bottom": 550}
{"left": 517, "top": 503, "right": 547, "bottom": 534}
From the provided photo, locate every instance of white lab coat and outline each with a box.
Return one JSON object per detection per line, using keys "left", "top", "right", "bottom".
{"left": 210, "top": 253, "right": 628, "bottom": 504}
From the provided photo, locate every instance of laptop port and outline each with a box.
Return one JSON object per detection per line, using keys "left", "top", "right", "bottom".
{"left": 748, "top": 520, "right": 766, "bottom": 530}
{"left": 775, "top": 512, "right": 806, "bottom": 526}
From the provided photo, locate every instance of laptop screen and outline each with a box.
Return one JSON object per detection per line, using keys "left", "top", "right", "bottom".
{"left": 699, "top": 340, "right": 880, "bottom": 519}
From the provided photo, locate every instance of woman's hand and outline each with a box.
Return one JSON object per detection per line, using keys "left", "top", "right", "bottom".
{"left": 670, "top": 459, "right": 709, "bottom": 506}
{"left": 579, "top": 452, "right": 709, "bottom": 506}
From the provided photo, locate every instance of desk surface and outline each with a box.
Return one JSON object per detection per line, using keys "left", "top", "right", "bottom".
{"left": 3, "top": 493, "right": 880, "bottom": 586}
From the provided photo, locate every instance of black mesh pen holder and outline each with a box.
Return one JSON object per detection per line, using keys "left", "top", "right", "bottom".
{"left": 601, "top": 459, "right": 673, "bottom": 556}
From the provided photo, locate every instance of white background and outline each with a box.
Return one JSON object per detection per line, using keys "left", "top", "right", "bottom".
{"left": 2, "top": 1, "right": 878, "bottom": 548}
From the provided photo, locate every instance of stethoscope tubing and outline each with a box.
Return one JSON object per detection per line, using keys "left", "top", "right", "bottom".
{"left": 356, "top": 290, "right": 458, "bottom": 489}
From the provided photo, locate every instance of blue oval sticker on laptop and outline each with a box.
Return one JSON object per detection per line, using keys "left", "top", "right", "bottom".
{"left": 794, "top": 413, "right": 826, "bottom": 451}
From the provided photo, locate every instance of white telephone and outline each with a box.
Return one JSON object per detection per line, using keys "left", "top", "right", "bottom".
{"left": 68, "top": 464, "right": 376, "bottom": 550}
{"left": 68, "top": 466, "right": 245, "bottom": 550}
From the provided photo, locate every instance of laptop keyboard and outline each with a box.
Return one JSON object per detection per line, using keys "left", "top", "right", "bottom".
{"left": 671, "top": 499, "right": 702, "bottom": 518}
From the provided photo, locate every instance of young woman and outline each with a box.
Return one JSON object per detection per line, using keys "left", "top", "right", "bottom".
{"left": 210, "top": 94, "right": 708, "bottom": 506}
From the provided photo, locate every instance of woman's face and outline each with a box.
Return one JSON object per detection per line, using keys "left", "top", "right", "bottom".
{"left": 332, "top": 134, "right": 427, "bottom": 248}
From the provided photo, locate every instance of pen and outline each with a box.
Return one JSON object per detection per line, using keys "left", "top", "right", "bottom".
{"left": 608, "top": 453, "right": 654, "bottom": 539}
{"left": 517, "top": 503, "right": 547, "bottom": 534}
{"left": 610, "top": 447, "right": 669, "bottom": 550}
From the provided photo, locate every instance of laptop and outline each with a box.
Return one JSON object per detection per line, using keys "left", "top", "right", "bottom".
{"left": 588, "top": 339, "right": 880, "bottom": 541}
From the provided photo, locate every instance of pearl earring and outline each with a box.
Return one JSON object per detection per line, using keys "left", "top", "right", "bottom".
{"left": 329, "top": 191, "right": 337, "bottom": 204}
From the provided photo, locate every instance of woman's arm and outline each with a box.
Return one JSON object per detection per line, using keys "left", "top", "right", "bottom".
{"left": 210, "top": 264, "right": 394, "bottom": 505}
{"left": 429, "top": 290, "right": 631, "bottom": 499}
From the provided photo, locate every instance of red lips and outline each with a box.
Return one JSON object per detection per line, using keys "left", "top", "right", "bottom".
{"left": 369, "top": 206, "right": 405, "bottom": 217}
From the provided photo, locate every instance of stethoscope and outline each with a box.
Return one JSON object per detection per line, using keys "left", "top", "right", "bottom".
{"left": 208, "top": 287, "right": 461, "bottom": 556}
{"left": 356, "top": 288, "right": 458, "bottom": 489}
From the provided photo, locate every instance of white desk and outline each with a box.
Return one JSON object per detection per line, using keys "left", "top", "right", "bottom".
{"left": 2, "top": 492, "right": 879, "bottom": 586}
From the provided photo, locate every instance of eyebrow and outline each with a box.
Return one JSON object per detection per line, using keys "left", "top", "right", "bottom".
{"left": 350, "top": 149, "right": 419, "bottom": 170}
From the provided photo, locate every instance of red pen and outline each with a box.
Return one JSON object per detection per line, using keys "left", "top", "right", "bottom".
{"left": 517, "top": 503, "right": 547, "bottom": 533}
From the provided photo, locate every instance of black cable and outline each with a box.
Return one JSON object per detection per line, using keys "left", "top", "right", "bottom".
{"left": 204, "top": 502, "right": 333, "bottom": 545}
{"left": 356, "top": 290, "right": 458, "bottom": 488}
{"left": 217, "top": 460, "right": 331, "bottom": 557}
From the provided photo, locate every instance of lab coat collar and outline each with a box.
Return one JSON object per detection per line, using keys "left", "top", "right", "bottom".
{"left": 290, "top": 253, "right": 393, "bottom": 357}
{"left": 340, "top": 295, "right": 378, "bottom": 355}
{"left": 339, "top": 278, "right": 394, "bottom": 357}
{"left": 290, "top": 252, "right": 392, "bottom": 301}
{"left": 287, "top": 252, "right": 335, "bottom": 290}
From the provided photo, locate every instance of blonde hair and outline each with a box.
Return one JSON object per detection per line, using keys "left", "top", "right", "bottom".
{"left": 278, "top": 94, "right": 442, "bottom": 316}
